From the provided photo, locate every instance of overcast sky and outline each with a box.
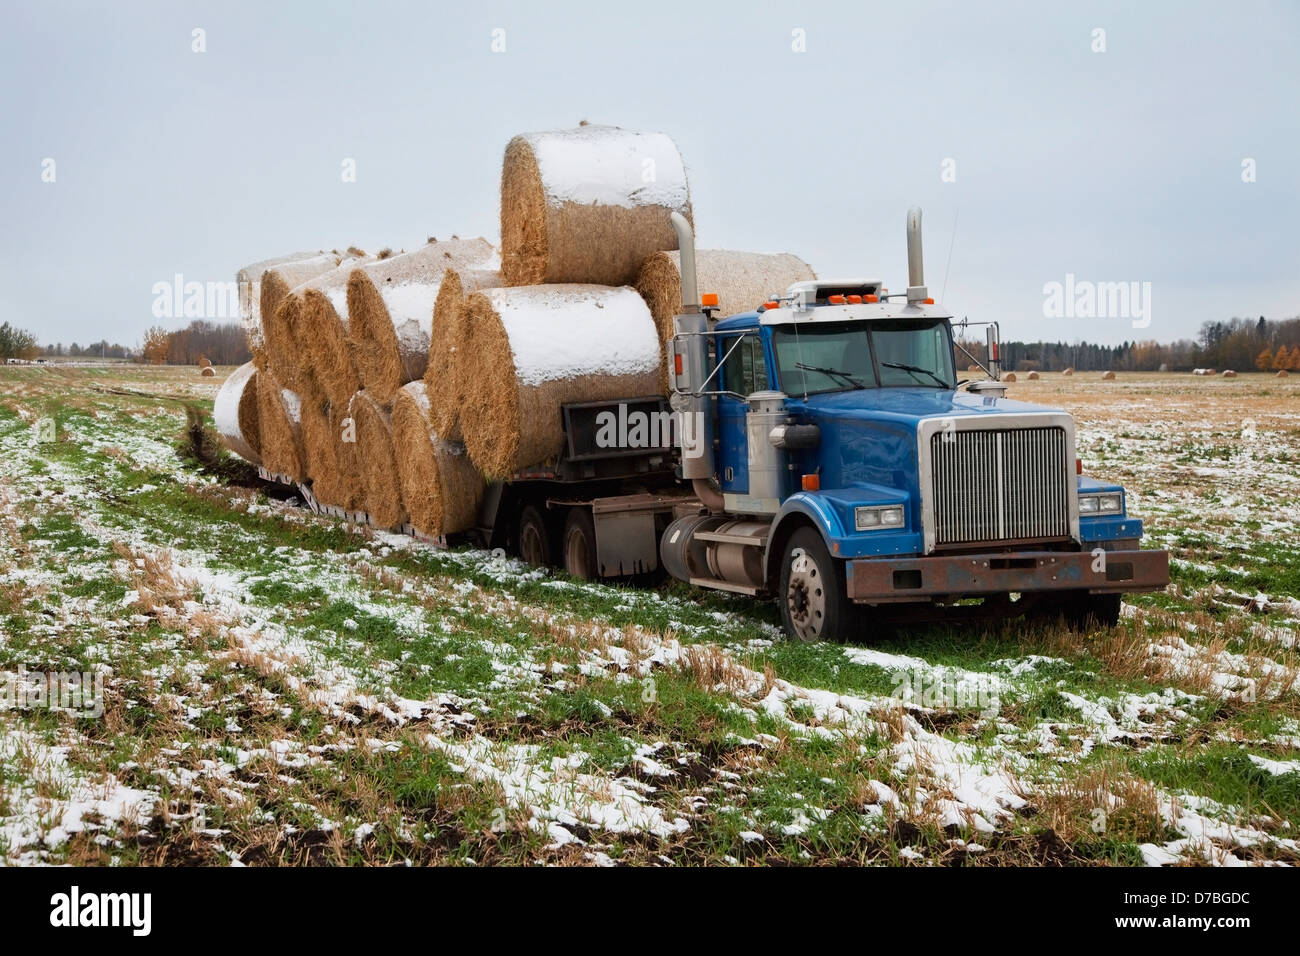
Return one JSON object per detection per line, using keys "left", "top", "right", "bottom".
{"left": 2, "top": 0, "right": 1297, "bottom": 348}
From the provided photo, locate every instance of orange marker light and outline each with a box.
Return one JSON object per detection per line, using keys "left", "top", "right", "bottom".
{"left": 864, "top": 294, "right": 879, "bottom": 303}
{"left": 674, "top": 353, "right": 683, "bottom": 376}
{"left": 762, "top": 301, "right": 780, "bottom": 310}
{"left": 847, "top": 294, "right": 862, "bottom": 304}
{"left": 923, "top": 297, "right": 935, "bottom": 305}
{"left": 828, "top": 294, "right": 846, "bottom": 304}
{"left": 1076, "top": 458, "right": 1083, "bottom": 475}
{"left": 701, "top": 292, "right": 719, "bottom": 307}
{"left": 801, "top": 474, "right": 820, "bottom": 491}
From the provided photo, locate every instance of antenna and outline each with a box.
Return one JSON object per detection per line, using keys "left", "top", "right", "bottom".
{"left": 940, "top": 207, "right": 958, "bottom": 303}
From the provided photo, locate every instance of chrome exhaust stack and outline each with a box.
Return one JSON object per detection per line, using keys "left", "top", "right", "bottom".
{"left": 668, "top": 213, "right": 722, "bottom": 509}
{"left": 906, "top": 206, "right": 928, "bottom": 303}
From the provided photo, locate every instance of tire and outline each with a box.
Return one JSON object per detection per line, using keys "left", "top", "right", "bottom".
{"left": 517, "top": 505, "right": 552, "bottom": 567}
{"left": 778, "top": 527, "right": 859, "bottom": 642}
{"left": 562, "top": 508, "right": 599, "bottom": 581}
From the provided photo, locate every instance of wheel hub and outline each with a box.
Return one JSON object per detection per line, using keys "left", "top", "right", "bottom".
{"left": 785, "top": 549, "right": 825, "bottom": 641}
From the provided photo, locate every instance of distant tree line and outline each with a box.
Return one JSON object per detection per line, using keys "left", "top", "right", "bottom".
{"left": 42, "top": 340, "right": 134, "bottom": 359}
{"left": 0, "top": 322, "right": 40, "bottom": 360}
{"left": 140, "top": 321, "right": 251, "bottom": 366}
{"left": 957, "top": 315, "right": 1300, "bottom": 373}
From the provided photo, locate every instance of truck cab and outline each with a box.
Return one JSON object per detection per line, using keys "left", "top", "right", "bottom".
{"left": 661, "top": 211, "right": 1169, "bottom": 641}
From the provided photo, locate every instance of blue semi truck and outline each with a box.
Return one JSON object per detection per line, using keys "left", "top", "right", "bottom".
{"left": 449, "top": 208, "right": 1170, "bottom": 641}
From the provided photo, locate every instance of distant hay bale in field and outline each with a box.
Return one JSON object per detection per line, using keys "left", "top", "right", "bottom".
{"left": 426, "top": 267, "right": 502, "bottom": 442}
{"left": 458, "top": 285, "right": 662, "bottom": 480}
{"left": 1002, "top": 372, "right": 1017, "bottom": 383}
{"left": 967, "top": 364, "right": 980, "bottom": 373}
{"left": 500, "top": 126, "right": 692, "bottom": 287}
{"left": 634, "top": 249, "right": 815, "bottom": 391}
{"left": 351, "top": 391, "right": 405, "bottom": 529}
{"left": 1062, "top": 367, "right": 1074, "bottom": 376}
{"left": 1192, "top": 368, "right": 1215, "bottom": 376}
{"left": 1101, "top": 371, "right": 1116, "bottom": 380}
{"left": 237, "top": 251, "right": 330, "bottom": 363}
{"left": 1222, "top": 369, "right": 1238, "bottom": 378}
{"left": 392, "top": 383, "right": 482, "bottom": 535}
{"left": 289, "top": 254, "right": 373, "bottom": 404}
{"left": 347, "top": 240, "right": 498, "bottom": 405}
{"left": 1278, "top": 369, "right": 1290, "bottom": 378}
{"left": 1026, "top": 370, "right": 1040, "bottom": 380}
{"left": 255, "top": 369, "right": 305, "bottom": 480}
{"left": 213, "top": 361, "right": 261, "bottom": 464}
{"left": 197, "top": 355, "right": 212, "bottom": 369}
{"left": 200, "top": 365, "right": 216, "bottom": 377}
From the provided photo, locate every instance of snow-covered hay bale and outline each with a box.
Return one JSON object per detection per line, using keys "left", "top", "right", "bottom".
{"left": 426, "top": 267, "right": 502, "bottom": 442}
{"left": 1222, "top": 369, "right": 1238, "bottom": 378}
{"left": 299, "top": 397, "right": 362, "bottom": 511}
{"left": 237, "top": 250, "right": 327, "bottom": 363}
{"left": 255, "top": 369, "right": 305, "bottom": 481}
{"left": 290, "top": 255, "right": 372, "bottom": 404}
{"left": 351, "top": 391, "right": 405, "bottom": 529}
{"left": 345, "top": 240, "right": 498, "bottom": 406}
{"left": 500, "top": 126, "right": 692, "bottom": 287}
{"left": 1101, "top": 371, "right": 1116, "bottom": 380}
{"left": 458, "top": 285, "right": 662, "bottom": 480}
{"left": 213, "top": 361, "right": 261, "bottom": 464}
{"left": 634, "top": 249, "right": 815, "bottom": 390}
{"left": 392, "top": 383, "right": 482, "bottom": 536}
{"left": 258, "top": 254, "right": 340, "bottom": 372}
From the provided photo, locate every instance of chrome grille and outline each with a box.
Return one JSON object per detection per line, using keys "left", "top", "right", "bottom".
{"left": 929, "top": 427, "right": 1070, "bottom": 546}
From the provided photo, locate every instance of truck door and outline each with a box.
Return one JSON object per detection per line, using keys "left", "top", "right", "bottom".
{"left": 715, "top": 331, "right": 769, "bottom": 494}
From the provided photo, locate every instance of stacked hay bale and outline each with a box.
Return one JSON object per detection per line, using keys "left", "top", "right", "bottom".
{"left": 349, "top": 391, "right": 406, "bottom": 528}
{"left": 392, "top": 382, "right": 482, "bottom": 535}
{"left": 426, "top": 267, "right": 502, "bottom": 441}
{"left": 347, "top": 238, "right": 498, "bottom": 405}
{"left": 500, "top": 125, "right": 692, "bottom": 286}
{"left": 457, "top": 285, "right": 662, "bottom": 480}
{"left": 214, "top": 362, "right": 261, "bottom": 464}
{"left": 257, "top": 254, "right": 342, "bottom": 378}
{"left": 283, "top": 253, "right": 374, "bottom": 404}
{"left": 237, "top": 251, "right": 330, "bottom": 366}
{"left": 255, "top": 369, "right": 305, "bottom": 480}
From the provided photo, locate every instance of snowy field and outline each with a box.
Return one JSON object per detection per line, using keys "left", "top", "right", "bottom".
{"left": 0, "top": 365, "right": 1297, "bottom": 866}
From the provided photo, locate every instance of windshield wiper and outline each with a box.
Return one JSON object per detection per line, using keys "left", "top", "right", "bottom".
{"left": 795, "top": 362, "right": 867, "bottom": 388}
{"left": 881, "top": 361, "right": 949, "bottom": 388}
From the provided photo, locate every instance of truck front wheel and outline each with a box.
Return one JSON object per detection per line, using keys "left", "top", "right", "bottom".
{"left": 779, "top": 528, "right": 859, "bottom": 642}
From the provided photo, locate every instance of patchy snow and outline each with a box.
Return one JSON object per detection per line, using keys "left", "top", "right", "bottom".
{"left": 525, "top": 125, "right": 690, "bottom": 210}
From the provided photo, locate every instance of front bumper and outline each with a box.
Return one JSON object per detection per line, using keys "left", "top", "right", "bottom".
{"left": 846, "top": 548, "right": 1170, "bottom": 604}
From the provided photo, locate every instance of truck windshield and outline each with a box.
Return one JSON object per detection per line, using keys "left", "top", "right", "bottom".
{"left": 772, "top": 319, "right": 955, "bottom": 395}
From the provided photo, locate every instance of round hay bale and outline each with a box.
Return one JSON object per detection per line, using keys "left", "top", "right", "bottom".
{"left": 634, "top": 249, "right": 815, "bottom": 392}
{"left": 237, "top": 250, "right": 329, "bottom": 364}
{"left": 200, "top": 365, "right": 216, "bottom": 377}
{"left": 392, "top": 383, "right": 483, "bottom": 535}
{"left": 458, "top": 285, "right": 662, "bottom": 480}
{"left": 1278, "top": 369, "right": 1290, "bottom": 378}
{"left": 213, "top": 361, "right": 261, "bottom": 464}
{"left": 1062, "top": 367, "right": 1074, "bottom": 376}
{"left": 500, "top": 125, "right": 693, "bottom": 287}
{"left": 427, "top": 267, "right": 502, "bottom": 442}
{"left": 1026, "top": 370, "right": 1040, "bottom": 380}
{"left": 347, "top": 240, "right": 498, "bottom": 404}
{"left": 198, "top": 355, "right": 212, "bottom": 369}
{"left": 967, "top": 364, "right": 981, "bottom": 373}
{"left": 1101, "top": 371, "right": 1116, "bottom": 380}
{"left": 258, "top": 254, "right": 340, "bottom": 368}
{"left": 351, "top": 391, "right": 406, "bottom": 529}
{"left": 1222, "top": 369, "right": 1238, "bottom": 378}
{"left": 255, "top": 368, "right": 305, "bottom": 481}
{"left": 288, "top": 255, "right": 373, "bottom": 404}
{"left": 299, "top": 397, "right": 365, "bottom": 511}
{"left": 1002, "top": 372, "right": 1017, "bottom": 383}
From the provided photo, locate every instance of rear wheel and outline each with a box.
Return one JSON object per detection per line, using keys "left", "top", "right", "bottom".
{"left": 563, "top": 508, "right": 599, "bottom": 581}
{"left": 517, "top": 505, "right": 551, "bottom": 568}
{"left": 779, "top": 527, "right": 859, "bottom": 642}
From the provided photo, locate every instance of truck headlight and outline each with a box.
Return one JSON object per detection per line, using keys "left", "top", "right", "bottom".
{"left": 855, "top": 505, "right": 905, "bottom": 531}
{"left": 1079, "top": 492, "right": 1123, "bottom": 515}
